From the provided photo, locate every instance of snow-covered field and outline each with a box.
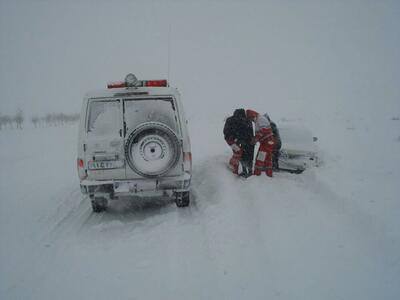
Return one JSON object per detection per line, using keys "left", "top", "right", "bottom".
{"left": 1, "top": 111, "right": 399, "bottom": 299}
{"left": 1, "top": 1, "right": 400, "bottom": 299}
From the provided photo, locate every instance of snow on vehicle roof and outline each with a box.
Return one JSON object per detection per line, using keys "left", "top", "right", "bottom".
{"left": 280, "top": 126, "right": 318, "bottom": 154}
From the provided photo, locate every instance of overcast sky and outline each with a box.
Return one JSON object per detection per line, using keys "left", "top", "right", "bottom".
{"left": 1, "top": 0, "right": 399, "bottom": 119}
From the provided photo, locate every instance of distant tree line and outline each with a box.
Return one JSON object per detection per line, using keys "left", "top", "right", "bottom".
{"left": 31, "top": 112, "right": 80, "bottom": 128}
{"left": 0, "top": 109, "right": 24, "bottom": 130}
{"left": 0, "top": 110, "right": 80, "bottom": 130}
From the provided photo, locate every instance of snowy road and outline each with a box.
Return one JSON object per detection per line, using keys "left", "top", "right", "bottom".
{"left": 1, "top": 118, "right": 400, "bottom": 300}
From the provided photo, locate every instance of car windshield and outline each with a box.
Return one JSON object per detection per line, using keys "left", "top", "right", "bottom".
{"left": 124, "top": 98, "right": 178, "bottom": 132}
{"left": 87, "top": 100, "right": 121, "bottom": 136}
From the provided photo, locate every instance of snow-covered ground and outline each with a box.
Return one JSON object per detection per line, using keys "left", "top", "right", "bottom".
{"left": 1, "top": 1, "right": 400, "bottom": 299}
{"left": 1, "top": 111, "right": 399, "bottom": 299}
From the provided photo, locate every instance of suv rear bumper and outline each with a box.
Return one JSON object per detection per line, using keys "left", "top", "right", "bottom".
{"left": 80, "top": 172, "right": 191, "bottom": 198}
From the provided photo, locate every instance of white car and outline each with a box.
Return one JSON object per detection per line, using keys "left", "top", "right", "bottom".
{"left": 279, "top": 126, "right": 319, "bottom": 171}
{"left": 77, "top": 74, "right": 192, "bottom": 212}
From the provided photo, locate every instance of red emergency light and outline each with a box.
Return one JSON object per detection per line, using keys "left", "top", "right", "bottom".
{"left": 107, "top": 75, "right": 168, "bottom": 89}
{"left": 145, "top": 80, "right": 168, "bottom": 87}
{"left": 107, "top": 82, "right": 127, "bottom": 89}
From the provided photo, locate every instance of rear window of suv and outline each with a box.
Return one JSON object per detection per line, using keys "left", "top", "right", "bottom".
{"left": 124, "top": 98, "right": 178, "bottom": 132}
{"left": 87, "top": 100, "right": 121, "bottom": 136}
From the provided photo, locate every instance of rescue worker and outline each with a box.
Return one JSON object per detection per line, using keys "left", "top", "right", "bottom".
{"left": 266, "top": 114, "right": 282, "bottom": 170}
{"left": 246, "top": 109, "right": 275, "bottom": 177}
{"left": 223, "top": 109, "right": 254, "bottom": 177}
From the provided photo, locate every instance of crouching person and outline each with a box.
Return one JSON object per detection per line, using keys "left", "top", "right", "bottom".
{"left": 223, "top": 109, "right": 254, "bottom": 177}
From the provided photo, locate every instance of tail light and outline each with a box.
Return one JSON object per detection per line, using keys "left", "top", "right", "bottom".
{"left": 77, "top": 158, "right": 84, "bottom": 169}
{"left": 77, "top": 159, "right": 87, "bottom": 181}
{"left": 183, "top": 152, "right": 192, "bottom": 172}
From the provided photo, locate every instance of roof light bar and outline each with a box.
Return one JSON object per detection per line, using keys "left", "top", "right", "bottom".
{"left": 107, "top": 82, "right": 126, "bottom": 89}
{"left": 107, "top": 75, "right": 169, "bottom": 89}
{"left": 125, "top": 73, "right": 138, "bottom": 87}
{"left": 145, "top": 80, "right": 168, "bottom": 87}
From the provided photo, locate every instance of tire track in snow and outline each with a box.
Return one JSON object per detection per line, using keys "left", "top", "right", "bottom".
{"left": 42, "top": 192, "right": 93, "bottom": 242}
{"left": 166, "top": 155, "right": 230, "bottom": 299}
{"left": 207, "top": 157, "right": 283, "bottom": 298}
{"left": 174, "top": 154, "right": 284, "bottom": 298}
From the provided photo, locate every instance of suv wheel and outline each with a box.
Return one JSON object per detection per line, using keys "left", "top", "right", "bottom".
{"left": 91, "top": 197, "right": 108, "bottom": 213}
{"left": 175, "top": 192, "right": 190, "bottom": 207}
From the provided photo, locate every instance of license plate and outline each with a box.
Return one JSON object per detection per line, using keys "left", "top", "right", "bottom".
{"left": 88, "top": 160, "right": 124, "bottom": 170}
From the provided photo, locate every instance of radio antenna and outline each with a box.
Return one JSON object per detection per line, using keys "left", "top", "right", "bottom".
{"left": 167, "top": 24, "right": 171, "bottom": 83}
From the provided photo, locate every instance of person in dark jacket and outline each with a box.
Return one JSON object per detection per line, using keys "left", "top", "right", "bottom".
{"left": 265, "top": 114, "right": 282, "bottom": 170}
{"left": 223, "top": 109, "right": 254, "bottom": 177}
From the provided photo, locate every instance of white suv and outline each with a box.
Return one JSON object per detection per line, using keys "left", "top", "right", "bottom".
{"left": 77, "top": 74, "right": 192, "bottom": 212}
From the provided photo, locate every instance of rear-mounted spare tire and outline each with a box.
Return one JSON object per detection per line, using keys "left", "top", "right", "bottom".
{"left": 125, "top": 122, "right": 181, "bottom": 177}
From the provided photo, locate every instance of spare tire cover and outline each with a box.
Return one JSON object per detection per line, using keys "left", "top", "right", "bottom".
{"left": 125, "top": 122, "right": 181, "bottom": 177}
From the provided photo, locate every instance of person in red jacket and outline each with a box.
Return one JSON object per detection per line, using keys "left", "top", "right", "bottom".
{"left": 246, "top": 109, "right": 275, "bottom": 177}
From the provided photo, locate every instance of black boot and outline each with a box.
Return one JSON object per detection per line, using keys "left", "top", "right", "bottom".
{"left": 272, "top": 153, "right": 279, "bottom": 171}
{"left": 239, "top": 162, "right": 252, "bottom": 178}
